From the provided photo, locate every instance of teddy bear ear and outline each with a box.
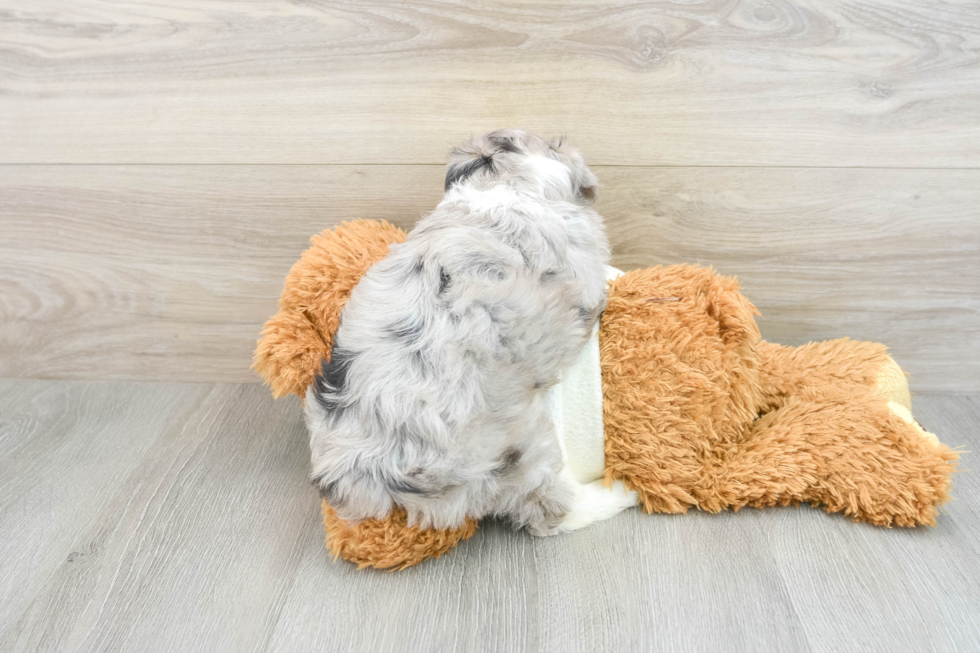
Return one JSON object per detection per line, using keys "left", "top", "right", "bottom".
{"left": 253, "top": 310, "right": 329, "bottom": 399}
{"left": 253, "top": 220, "right": 408, "bottom": 399}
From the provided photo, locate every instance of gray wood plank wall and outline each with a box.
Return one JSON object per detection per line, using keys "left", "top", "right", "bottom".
{"left": 1, "top": 1, "right": 978, "bottom": 391}
{"left": 3, "top": 1, "right": 979, "bottom": 166}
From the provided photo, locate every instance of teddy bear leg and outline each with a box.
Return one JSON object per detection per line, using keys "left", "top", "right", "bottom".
{"left": 756, "top": 339, "right": 903, "bottom": 411}
{"left": 716, "top": 392, "right": 958, "bottom": 526}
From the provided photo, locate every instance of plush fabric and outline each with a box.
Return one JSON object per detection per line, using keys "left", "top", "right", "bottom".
{"left": 599, "top": 265, "right": 765, "bottom": 514}
{"left": 322, "top": 501, "right": 477, "bottom": 571}
{"left": 255, "top": 221, "right": 959, "bottom": 570}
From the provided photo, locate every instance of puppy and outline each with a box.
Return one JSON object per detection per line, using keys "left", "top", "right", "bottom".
{"left": 306, "top": 129, "right": 636, "bottom": 535}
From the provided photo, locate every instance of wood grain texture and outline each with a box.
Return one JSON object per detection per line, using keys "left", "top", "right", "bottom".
{"left": 0, "top": 379, "right": 977, "bottom": 652}
{"left": 1, "top": 0, "right": 979, "bottom": 165}
{"left": 0, "top": 380, "right": 319, "bottom": 653}
{"left": 0, "top": 380, "right": 209, "bottom": 637}
{"left": 1, "top": 165, "right": 976, "bottom": 392}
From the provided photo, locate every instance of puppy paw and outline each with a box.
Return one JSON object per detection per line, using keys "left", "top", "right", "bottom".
{"left": 522, "top": 480, "right": 577, "bottom": 537}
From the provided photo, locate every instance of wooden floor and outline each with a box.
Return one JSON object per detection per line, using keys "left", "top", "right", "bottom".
{"left": 0, "top": 378, "right": 977, "bottom": 653}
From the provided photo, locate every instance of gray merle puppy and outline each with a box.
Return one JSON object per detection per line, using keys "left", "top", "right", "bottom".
{"left": 306, "top": 129, "right": 636, "bottom": 536}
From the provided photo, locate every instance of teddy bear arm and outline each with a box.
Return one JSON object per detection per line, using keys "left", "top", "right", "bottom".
{"left": 600, "top": 264, "right": 767, "bottom": 513}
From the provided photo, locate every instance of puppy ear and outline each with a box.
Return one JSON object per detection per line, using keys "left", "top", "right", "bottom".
{"left": 576, "top": 168, "right": 599, "bottom": 204}
{"left": 551, "top": 136, "right": 598, "bottom": 204}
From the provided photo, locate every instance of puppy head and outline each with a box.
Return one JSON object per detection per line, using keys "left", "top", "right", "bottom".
{"left": 445, "top": 129, "right": 598, "bottom": 204}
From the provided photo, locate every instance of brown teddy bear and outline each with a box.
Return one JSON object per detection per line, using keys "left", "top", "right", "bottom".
{"left": 254, "top": 220, "right": 958, "bottom": 570}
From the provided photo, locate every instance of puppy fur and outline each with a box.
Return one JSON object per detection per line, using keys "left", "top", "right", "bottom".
{"left": 306, "top": 129, "right": 624, "bottom": 535}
